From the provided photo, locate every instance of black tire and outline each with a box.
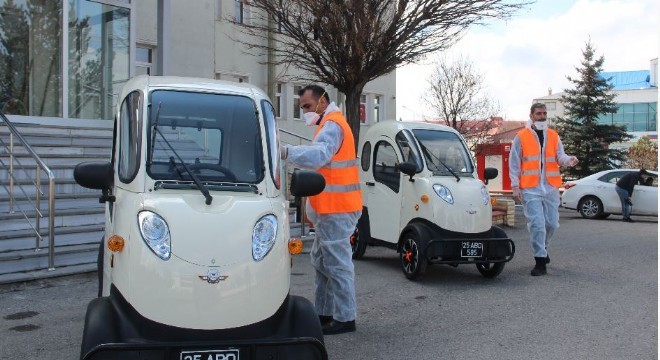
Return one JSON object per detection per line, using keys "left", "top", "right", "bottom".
{"left": 80, "top": 298, "right": 119, "bottom": 360}
{"left": 578, "top": 196, "right": 604, "bottom": 219}
{"left": 351, "top": 214, "right": 370, "bottom": 260}
{"left": 399, "top": 229, "right": 428, "bottom": 281}
{"left": 476, "top": 262, "right": 506, "bottom": 278}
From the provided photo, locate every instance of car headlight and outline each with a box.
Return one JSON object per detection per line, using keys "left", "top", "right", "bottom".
{"left": 433, "top": 184, "right": 454, "bottom": 204}
{"left": 481, "top": 185, "right": 490, "bottom": 205}
{"left": 138, "top": 211, "right": 171, "bottom": 260}
{"left": 252, "top": 214, "right": 278, "bottom": 261}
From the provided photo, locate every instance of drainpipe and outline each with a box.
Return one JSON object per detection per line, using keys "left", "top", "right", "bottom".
{"left": 157, "top": 0, "right": 171, "bottom": 75}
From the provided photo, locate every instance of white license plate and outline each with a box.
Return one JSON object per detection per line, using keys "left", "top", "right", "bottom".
{"left": 461, "top": 241, "right": 483, "bottom": 257}
{"left": 180, "top": 349, "right": 239, "bottom": 360}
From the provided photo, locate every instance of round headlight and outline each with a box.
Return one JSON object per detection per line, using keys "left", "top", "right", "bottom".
{"left": 138, "top": 211, "right": 171, "bottom": 260}
{"left": 252, "top": 214, "right": 278, "bottom": 261}
{"left": 432, "top": 184, "right": 454, "bottom": 204}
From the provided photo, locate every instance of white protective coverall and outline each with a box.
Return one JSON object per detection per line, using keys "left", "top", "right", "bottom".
{"left": 508, "top": 120, "right": 573, "bottom": 258}
{"left": 283, "top": 102, "right": 361, "bottom": 322}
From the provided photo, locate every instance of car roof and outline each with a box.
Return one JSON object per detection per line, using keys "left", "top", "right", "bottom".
{"left": 576, "top": 168, "right": 658, "bottom": 181}
{"left": 119, "top": 75, "right": 268, "bottom": 102}
{"left": 362, "top": 120, "right": 460, "bottom": 142}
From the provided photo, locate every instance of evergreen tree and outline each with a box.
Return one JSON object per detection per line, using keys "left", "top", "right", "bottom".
{"left": 555, "top": 40, "right": 631, "bottom": 179}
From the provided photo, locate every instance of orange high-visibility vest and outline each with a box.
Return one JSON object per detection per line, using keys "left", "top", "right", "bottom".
{"left": 517, "top": 128, "right": 562, "bottom": 188}
{"left": 308, "top": 111, "right": 363, "bottom": 214}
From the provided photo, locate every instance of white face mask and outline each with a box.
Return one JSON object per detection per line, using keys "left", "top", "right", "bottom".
{"left": 303, "top": 111, "right": 320, "bottom": 126}
{"left": 534, "top": 121, "right": 548, "bottom": 130}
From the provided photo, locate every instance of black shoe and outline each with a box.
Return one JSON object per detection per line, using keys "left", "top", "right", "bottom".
{"left": 545, "top": 255, "right": 550, "bottom": 264}
{"left": 623, "top": 217, "right": 635, "bottom": 223}
{"left": 531, "top": 257, "right": 547, "bottom": 276}
{"left": 322, "top": 320, "right": 356, "bottom": 335}
{"left": 318, "top": 315, "right": 333, "bottom": 326}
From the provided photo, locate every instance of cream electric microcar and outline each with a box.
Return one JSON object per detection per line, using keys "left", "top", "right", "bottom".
{"left": 74, "top": 76, "right": 327, "bottom": 360}
{"left": 351, "top": 121, "right": 515, "bottom": 280}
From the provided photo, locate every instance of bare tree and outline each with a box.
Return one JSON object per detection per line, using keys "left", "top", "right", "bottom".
{"left": 236, "top": 0, "right": 530, "bottom": 148}
{"left": 625, "top": 136, "right": 658, "bottom": 170}
{"left": 424, "top": 56, "right": 501, "bottom": 151}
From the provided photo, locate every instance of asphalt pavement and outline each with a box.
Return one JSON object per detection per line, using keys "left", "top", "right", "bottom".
{"left": 1, "top": 207, "right": 657, "bottom": 360}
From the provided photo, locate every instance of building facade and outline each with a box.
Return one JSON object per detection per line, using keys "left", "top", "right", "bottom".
{"left": 0, "top": 0, "right": 396, "bottom": 142}
{"left": 533, "top": 58, "right": 658, "bottom": 148}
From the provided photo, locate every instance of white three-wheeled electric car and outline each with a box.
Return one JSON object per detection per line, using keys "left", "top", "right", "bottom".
{"left": 74, "top": 76, "right": 327, "bottom": 360}
{"left": 350, "top": 121, "right": 515, "bottom": 280}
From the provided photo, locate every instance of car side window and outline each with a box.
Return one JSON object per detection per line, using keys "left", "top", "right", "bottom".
{"left": 598, "top": 171, "right": 627, "bottom": 184}
{"left": 361, "top": 141, "right": 371, "bottom": 171}
{"left": 373, "top": 141, "right": 400, "bottom": 193}
{"left": 118, "top": 91, "right": 142, "bottom": 183}
{"left": 642, "top": 174, "right": 657, "bottom": 187}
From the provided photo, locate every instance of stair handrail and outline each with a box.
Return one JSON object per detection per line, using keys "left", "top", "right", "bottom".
{"left": 278, "top": 128, "right": 314, "bottom": 239}
{"left": 0, "top": 111, "right": 56, "bottom": 270}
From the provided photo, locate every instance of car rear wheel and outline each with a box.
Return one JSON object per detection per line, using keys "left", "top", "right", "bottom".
{"left": 399, "top": 230, "right": 428, "bottom": 281}
{"left": 578, "top": 196, "right": 603, "bottom": 219}
{"left": 476, "top": 261, "right": 505, "bottom": 278}
{"left": 351, "top": 214, "right": 369, "bottom": 260}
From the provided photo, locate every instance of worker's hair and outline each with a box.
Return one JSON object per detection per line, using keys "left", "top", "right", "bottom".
{"left": 640, "top": 168, "right": 649, "bottom": 175}
{"left": 299, "top": 85, "right": 330, "bottom": 103}
{"left": 530, "top": 103, "right": 547, "bottom": 114}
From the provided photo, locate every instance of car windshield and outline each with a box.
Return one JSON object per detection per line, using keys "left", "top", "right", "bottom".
{"left": 147, "top": 90, "right": 262, "bottom": 184}
{"left": 412, "top": 129, "right": 474, "bottom": 176}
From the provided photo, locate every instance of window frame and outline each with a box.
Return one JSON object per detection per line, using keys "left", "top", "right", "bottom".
{"left": 117, "top": 90, "right": 143, "bottom": 184}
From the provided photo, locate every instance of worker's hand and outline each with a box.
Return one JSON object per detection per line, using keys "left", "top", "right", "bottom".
{"left": 625, "top": 197, "right": 633, "bottom": 206}
{"left": 512, "top": 186, "right": 522, "bottom": 203}
{"left": 568, "top": 156, "right": 579, "bottom": 167}
{"left": 280, "top": 144, "right": 288, "bottom": 160}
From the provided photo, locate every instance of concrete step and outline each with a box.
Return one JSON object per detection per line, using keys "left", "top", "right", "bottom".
{"left": 0, "top": 206, "right": 104, "bottom": 232}
{"left": 0, "top": 123, "right": 112, "bottom": 138}
{"left": 0, "top": 178, "right": 97, "bottom": 198}
{"left": 0, "top": 133, "right": 112, "bottom": 147}
{"left": 0, "top": 193, "right": 102, "bottom": 213}
{"left": 0, "top": 262, "right": 97, "bottom": 285}
{"left": 0, "top": 224, "right": 104, "bottom": 252}
{"left": 0, "top": 146, "right": 111, "bottom": 157}
{"left": 0, "top": 243, "right": 99, "bottom": 275}
{"left": 0, "top": 164, "right": 83, "bottom": 180}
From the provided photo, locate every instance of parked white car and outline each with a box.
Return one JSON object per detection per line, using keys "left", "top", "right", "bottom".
{"left": 561, "top": 169, "right": 658, "bottom": 219}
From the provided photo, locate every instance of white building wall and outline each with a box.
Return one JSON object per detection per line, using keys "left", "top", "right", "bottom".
{"left": 134, "top": 0, "right": 396, "bottom": 146}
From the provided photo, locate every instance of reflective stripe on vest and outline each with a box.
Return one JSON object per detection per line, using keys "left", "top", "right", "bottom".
{"left": 308, "top": 111, "right": 363, "bottom": 214}
{"left": 517, "top": 128, "right": 563, "bottom": 189}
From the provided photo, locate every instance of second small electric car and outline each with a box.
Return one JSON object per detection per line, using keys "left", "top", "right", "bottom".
{"left": 351, "top": 121, "right": 515, "bottom": 280}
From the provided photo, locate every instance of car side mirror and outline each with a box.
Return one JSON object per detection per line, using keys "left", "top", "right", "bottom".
{"left": 290, "top": 169, "right": 325, "bottom": 197}
{"left": 74, "top": 162, "right": 115, "bottom": 203}
{"left": 398, "top": 161, "right": 417, "bottom": 182}
{"left": 483, "top": 167, "right": 499, "bottom": 185}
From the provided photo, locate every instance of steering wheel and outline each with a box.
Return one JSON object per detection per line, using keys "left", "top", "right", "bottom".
{"left": 175, "top": 163, "right": 237, "bottom": 181}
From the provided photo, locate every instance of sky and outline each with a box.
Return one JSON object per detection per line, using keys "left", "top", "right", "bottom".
{"left": 395, "top": 0, "right": 659, "bottom": 122}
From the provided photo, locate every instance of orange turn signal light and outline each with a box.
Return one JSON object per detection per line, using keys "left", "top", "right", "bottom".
{"left": 288, "top": 237, "right": 304, "bottom": 255}
{"left": 420, "top": 195, "right": 429, "bottom": 203}
{"left": 107, "top": 235, "right": 125, "bottom": 252}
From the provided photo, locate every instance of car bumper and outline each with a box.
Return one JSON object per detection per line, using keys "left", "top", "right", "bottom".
{"left": 426, "top": 237, "right": 515, "bottom": 264}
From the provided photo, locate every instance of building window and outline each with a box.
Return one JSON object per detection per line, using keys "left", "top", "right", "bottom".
{"left": 69, "top": 0, "right": 130, "bottom": 120}
{"left": 374, "top": 95, "right": 382, "bottom": 123}
{"left": 597, "top": 102, "right": 657, "bottom": 132}
{"left": 234, "top": 0, "right": 249, "bottom": 24}
{"left": 215, "top": 72, "right": 249, "bottom": 83}
{"left": 545, "top": 102, "right": 556, "bottom": 111}
{"left": 0, "top": 0, "right": 62, "bottom": 117}
{"left": 136, "top": 46, "right": 153, "bottom": 76}
{"left": 293, "top": 85, "right": 301, "bottom": 120}
{"left": 360, "top": 94, "right": 367, "bottom": 124}
{"left": 275, "top": 83, "right": 282, "bottom": 118}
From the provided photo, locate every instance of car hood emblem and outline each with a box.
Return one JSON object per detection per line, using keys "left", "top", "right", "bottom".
{"left": 466, "top": 208, "right": 477, "bottom": 215}
{"left": 199, "top": 268, "right": 228, "bottom": 284}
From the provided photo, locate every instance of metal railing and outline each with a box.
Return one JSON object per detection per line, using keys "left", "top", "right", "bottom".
{"left": 279, "top": 128, "right": 313, "bottom": 238}
{"left": 0, "top": 112, "right": 56, "bottom": 270}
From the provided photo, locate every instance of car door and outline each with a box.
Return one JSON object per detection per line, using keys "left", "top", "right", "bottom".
{"left": 597, "top": 170, "right": 631, "bottom": 214}
{"left": 366, "top": 138, "right": 402, "bottom": 244}
{"left": 631, "top": 173, "right": 658, "bottom": 215}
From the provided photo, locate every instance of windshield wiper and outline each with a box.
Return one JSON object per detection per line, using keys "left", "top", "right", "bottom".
{"left": 149, "top": 103, "right": 213, "bottom": 205}
{"left": 418, "top": 142, "right": 460, "bottom": 182}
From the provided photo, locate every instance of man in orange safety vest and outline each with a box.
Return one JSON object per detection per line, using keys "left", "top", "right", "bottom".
{"left": 281, "top": 85, "right": 362, "bottom": 334}
{"left": 509, "top": 103, "right": 579, "bottom": 276}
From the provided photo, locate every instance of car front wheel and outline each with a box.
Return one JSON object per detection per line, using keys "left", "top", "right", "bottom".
{"left": 399, "top": 230, "right": 428, "bottom": 281}
{"left": 476, "top": 261, "right": 505, "bottom": 278}
{"left": 578, "top": 196, "right": 603, "bottom": 219}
